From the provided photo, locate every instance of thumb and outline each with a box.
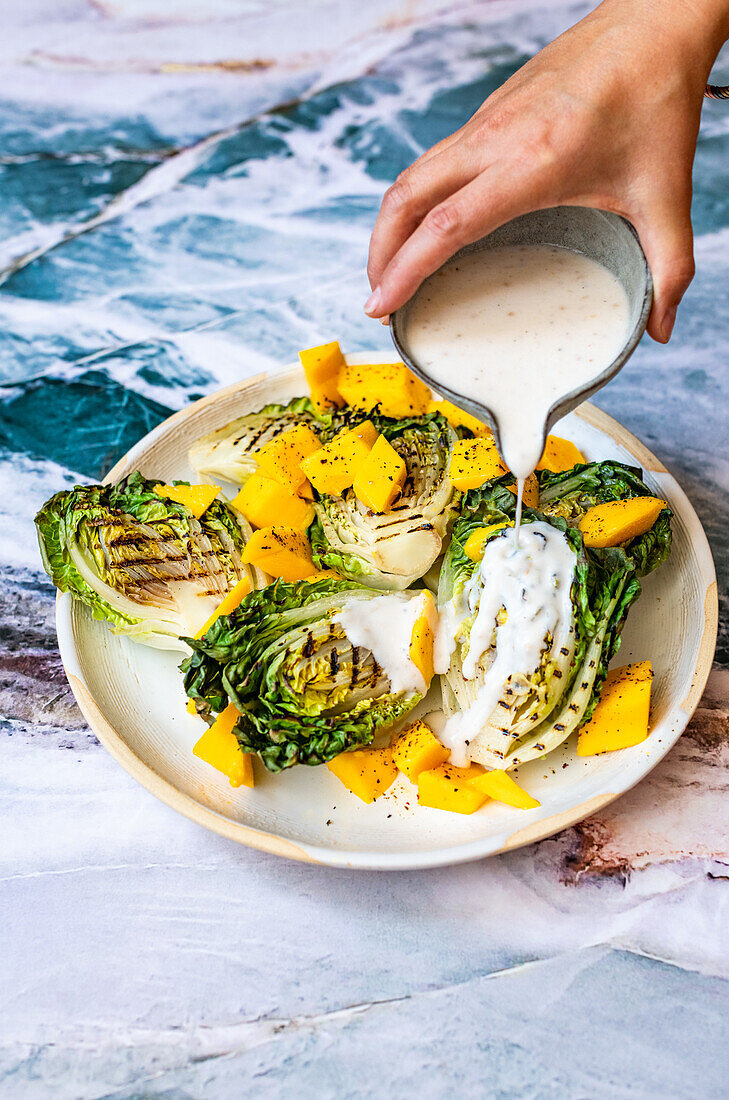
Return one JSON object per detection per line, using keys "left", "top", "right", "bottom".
{"left": 634, "top": 203, "right": 695, "bottom": 343}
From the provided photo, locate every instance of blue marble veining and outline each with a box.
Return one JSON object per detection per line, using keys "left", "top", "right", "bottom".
{"left": 1, "top": 2, "right": 729, "bottom": 1096}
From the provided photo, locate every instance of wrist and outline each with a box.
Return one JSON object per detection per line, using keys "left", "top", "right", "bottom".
{"left": 672, "top": 0, "right": 729, "bottom": 65}
{"left": 597, "top": 0, "right": 729, "bottom": 80}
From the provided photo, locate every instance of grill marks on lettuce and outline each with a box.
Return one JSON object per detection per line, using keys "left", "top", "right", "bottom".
{"left": 181, "top": 578, "right": 423, "bottom": 771}
{"left": 437, "top": 465, "right": 670, "bottom": 768}
{"left": 311, "top": 411, "right": 459, "bottom": 589}
{"left": 188, "top": 397, "right": 321, "bottom": 485}
{"left": 35, "top": 472, "right": 254, "bottom": 648}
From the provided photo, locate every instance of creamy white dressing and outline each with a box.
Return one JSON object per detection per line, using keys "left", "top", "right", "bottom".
{"left": 438, "top": 521, "right": 575, "bottom": 766}
{"left": 334, "top": 592, "right": 435, "bottom": 696}
{"left": 405, "top": 243, "right": 631, "bottom": 479}
{"left": 433, "top": 593, "right": 463, "bottom": 676}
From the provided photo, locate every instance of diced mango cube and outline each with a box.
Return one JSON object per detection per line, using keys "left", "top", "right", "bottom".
{"left": 193, "top": 703, "right": 254, "bottom": 788}
{"left": 579, "top": 497, "right": 667, "bottom": 548}
{"left": 186, "top": 698, "right": 198, "bottom": 716}
{"left": 154, "top": 482, "right": 220, "bottom": 518}
{"left": 409, "top": 593, "right": 436, "bottom": 690}
{"left": 299, "top": 341, "right": 346, "bottom": 412}
{"left": 300, "top": 420, "right": 377, "bottom": 496}
{"left": 257, "top": 552, "right": 317, "bottom": 580}
{"left": 231, "top": 472, "right": 314, "bottom": 531}
{"left": 338, "top": 361, "right": 431, "bottom": 418}
{"left": 468, "top": 769, "right": 540, "bottom": 809}
{"left": 353, "top": 434, "right": 406, "bottom": 513}
{"left": 194, "top": 576, "right": 251, "bottom": 639}
{"left": 537, "top": 435, "right": 586, "bottom": 473}
{"left": 577, "top": 661, "right": 653, "bottom": 755}
{"left": 327, "top": 746, "right": 398, "bottom": 803}
{"left": 519, "top": 473, "right": 540, "bottom": 509}
{"left": 427, "top": 399, "right": 488, "bottom": 436}
{"left": 254, "top": 424, "right": 322, "bottom": 495}
{"left": 391, "top": 720, "right": 449, "bottom": 781}
{"left": 242, "top": 525, "right": 316, "bottom": 581}
{"left": 463, "top": 523, "right": 510, "bottom": 561}
{"left": 417, "top": 763, "right": 487, "bottom": 814}
{"left": 449, "top": 435, "right": 507, "bottom": 491}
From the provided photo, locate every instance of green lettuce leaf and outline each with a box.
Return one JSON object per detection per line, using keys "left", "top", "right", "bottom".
{"left": 311, "top": 411, "right": 459, "bottom": 589}
{"left": 181, "top": 577, "right": 424, "bottom": 771}
{"left": 35, "top": 472, "right": 256, "bottom": 649}
{"left": 188, "top": 396, "right": 324, "bottom": 485}
{"left": 436, "top": 471, "right": 670, "bottom": 769}
{"left": 539, "top": 459, "right": 672, "bottom": 576}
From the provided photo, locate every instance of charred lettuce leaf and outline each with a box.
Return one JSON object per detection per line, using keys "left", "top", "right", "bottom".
{"left": 311, "top": 411, "right": 459, "bottom": 589}
{"left": 35, "top": 472, "right": 257, "bottom": 650}
{"left": 538, "top": 460, "right": 672, "bottom": 574}
{"left": 181, "top": 578, "right": 424, "bottom": 771}
{"left": 437, "top": 472, "right": 668, "bottom": 769}
{"left": 188, "top": 396, "right": 322, "bottom": 485}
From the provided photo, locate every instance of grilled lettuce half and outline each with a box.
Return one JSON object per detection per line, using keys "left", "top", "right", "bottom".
{"left": 538, "top": 460, "right": 672, "bottom": 576}
{"left": 188, "top": 396, "right": 320, "bottom": 485}
{"left": 181, "top": 577, "right": 425, "bottom": 771}
{"left": 437, "top": 470, "right": 671, "bottom": 769}
{"left": 35, "top": 472, "right": 259, "bottom": 650}
{"left": 310, "top": 411, "right": 459, "bottom": 589}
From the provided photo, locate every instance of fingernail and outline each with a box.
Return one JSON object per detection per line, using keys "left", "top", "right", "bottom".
{"left": 379, "top": 314, "right": 390, "bottom": 327}
{"left": 661, "top": 305, "right": 677, "bottom": 342}
{"left": 364, "top": 286, "right": 382, "bottom": 316}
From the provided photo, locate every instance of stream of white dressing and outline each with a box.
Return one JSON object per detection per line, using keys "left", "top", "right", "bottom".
{"left": 334, "top": 592, "right": 435, "bottom": 696}
{"left": 405, "top": 243, "right": 631, "bottom": 481}
{"left": 436, "top": 521, "right": 576, "bottom": 766}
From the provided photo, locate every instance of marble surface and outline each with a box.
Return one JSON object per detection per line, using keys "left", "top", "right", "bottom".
{"left": 2, "top": 1, "right": 729, "bottom": 1096}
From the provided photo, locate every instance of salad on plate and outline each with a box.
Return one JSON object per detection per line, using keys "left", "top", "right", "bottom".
{"left": 36, "top": 341, "right": 671, "bottom": 815}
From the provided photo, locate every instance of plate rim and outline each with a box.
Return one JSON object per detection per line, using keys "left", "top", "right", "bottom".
{"left": 55, "top": 354, "right": 719, "bottom": 870}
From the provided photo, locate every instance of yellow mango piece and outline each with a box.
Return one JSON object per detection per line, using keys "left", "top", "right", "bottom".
{"left": 468, "top": 769, "right": 540, "bottom": 809}
{"left": 300, "top": 420, "right": 377, "bottom": 496}
{"left": 449, "top": 435, "right": 508, "bottom": 491}
{"left": 463, "top": 522, "right": 510, "bottom": 561}
{"left": 391, "top": 720, "right": 449, "bottom": 781}
{"left": 186, "top": 698, "right": 198, "bottom": 716}
{"left": 194, "top": 576, "right": 252, "bottom": 639}
{"left": 241, "top": 525, "right": 316, "bottom": 580}
{"left": 579, "top": 497, "right": 667, "bottom": 548}
{"left": 327, "top": 746, "right": 398, "bottom": 803}
{"left": 417, "top": 763, "right": 487, "bottom": 814}
{"left": 508, "top": 472, "right": 539, "bottom": 508}
{"left": 299, "top": 341, "right": 346, "bottom": 412}
{"left": 427, "top": 399, "right": 488, "bottom": 436}
{"left": 153, "top": 482, "right": 220, "bottom": 518}
{"left": 537, "top": 435, "right": 586, "bottom": 473}
{"left": 256, "top": 552, "right": 316, "bottom": 580}
{"left": 577, "top": 661, "right": 653, "bottom": 756}
{"left": 254, "top": 424, "right": 322, "bottom": 495}
{"left": 193, "top": 703, "right": 254, "bottom": 788}
{"left": 353, "top": 434, "right": 406, "bottom": 513}
{"left": 338, "top": 361, "right": 431, "bottom": 418}
{"left": 409, "top": 593, "right": 436, "bottom": 690}
{"left": 231, "top": 472, "right": 314, "bottom": 531}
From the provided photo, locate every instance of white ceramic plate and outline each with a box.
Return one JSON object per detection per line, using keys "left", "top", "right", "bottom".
{"left": 56, "top": 353, "right": 718, "bottom": 869}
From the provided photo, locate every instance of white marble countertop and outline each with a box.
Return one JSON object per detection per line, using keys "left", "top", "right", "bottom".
{"left": 2, "top": 2, "right": 728, "bottom": 1096}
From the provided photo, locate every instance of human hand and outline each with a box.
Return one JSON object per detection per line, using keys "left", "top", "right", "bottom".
{"left": 365, "top": 0, "right": 729, "bottom": 342}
